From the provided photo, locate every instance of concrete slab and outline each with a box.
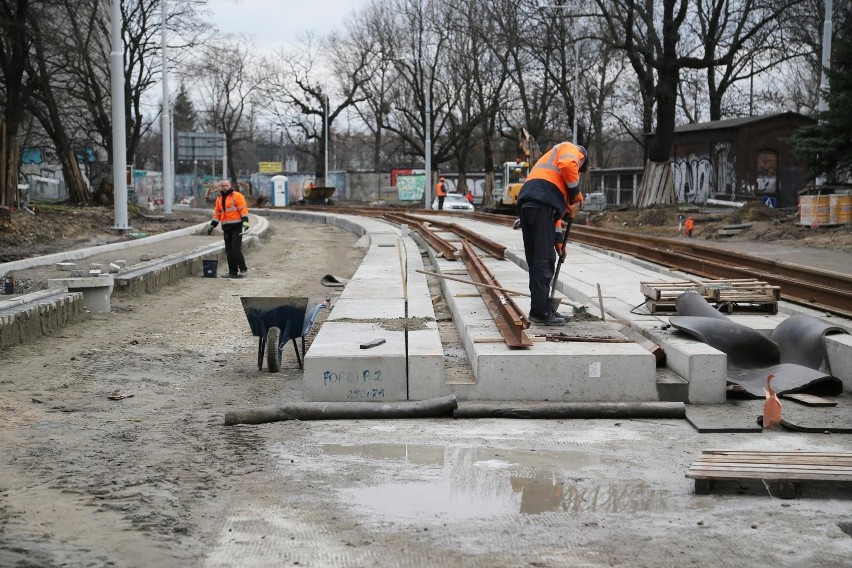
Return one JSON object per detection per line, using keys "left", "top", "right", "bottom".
{"left": 303, "top": 321, "right": 443, "bottom": 402}
{"left": 826, "top": 333, "right": 852, "bottom": 393}
{"left": 48, "top": 275, "right": 114, "bottom": 312}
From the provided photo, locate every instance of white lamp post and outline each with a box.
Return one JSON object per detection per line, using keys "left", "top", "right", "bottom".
{"left": 110, "top": 0, "right": 128, "bottom": 229}
{"left": 161, "top": 0, "right": 172, "bottom": 213}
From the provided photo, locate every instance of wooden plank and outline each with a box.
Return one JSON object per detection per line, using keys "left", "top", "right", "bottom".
{"left": 780, "top": 393, "right": 838, "bottom": 407}
{"left": 688, "top": 464, "right": 852, "bottom": 475}
{"left": 686, "top": 470, "right": 852, "bottom": 482}
{"left": 701, "top": 450, "right": 852, "bottom": 457}
{"left": 695, "top": 456, "right": 852, "bottom": 467}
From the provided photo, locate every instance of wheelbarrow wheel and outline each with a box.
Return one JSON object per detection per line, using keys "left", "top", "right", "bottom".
{"left": 266, "top": 326, "right": 283, "bottom": 373}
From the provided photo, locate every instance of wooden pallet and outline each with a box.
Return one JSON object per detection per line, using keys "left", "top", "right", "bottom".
{"left": 686, "top": 450, "right": 852, "bottom": 498}
{"left": 641, "top": 278, "right": 780, "bottom": 314}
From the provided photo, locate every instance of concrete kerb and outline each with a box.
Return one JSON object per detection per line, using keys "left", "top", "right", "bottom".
{"left": 112, "top": 214, "right": 270, "bottom": 296}
{"left": 0, "top": 215, "right": 270, "bottom": 349}
{"left": 258, "top": 209, "right": 443, "bottom": 402}
{"left": 0, "top": 220, "right": 210, "bottom": 278}
{"left": 0, "top": 290, "right": 87, "bottom": 350}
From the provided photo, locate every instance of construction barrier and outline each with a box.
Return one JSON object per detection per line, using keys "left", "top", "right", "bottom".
{"left": 799, "top": 194, "right": 831, "bottom": 226}
{"left": 829, "top": 193, "right": 852, "bottom": 224}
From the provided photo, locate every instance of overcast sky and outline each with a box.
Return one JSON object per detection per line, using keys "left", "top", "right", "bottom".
{"left": 206, "top": 0, "right": 374, "bottom": 48}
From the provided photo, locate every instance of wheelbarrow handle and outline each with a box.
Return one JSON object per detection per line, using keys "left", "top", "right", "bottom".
{"left": 303, "top": 300, "right": 330, "bottom": 337}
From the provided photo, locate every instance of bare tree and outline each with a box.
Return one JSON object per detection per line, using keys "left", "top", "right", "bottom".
{"left": 26, "top": 7, "right": 91, "bottom": 203}
{"left": 190, "top": 37, "right": 262, "bottom": 184}
{"left": 262, "top": 30, "right": 373, "bottom": 183}
{"left": 0, "top": 0, "right": 36, "bottom": 207}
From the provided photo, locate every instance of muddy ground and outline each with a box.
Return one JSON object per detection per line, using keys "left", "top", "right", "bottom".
{"left": 1, "top": 214, "right": 851, "bottom": 566}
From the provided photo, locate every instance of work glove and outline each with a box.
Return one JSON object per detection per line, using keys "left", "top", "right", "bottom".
{"left": 206, "top": 225, "right": 214, "bottom": 236}
{"left": 512, "top": 219, "right": 521, "bottom": 230}
{"left": 567, "top": 191, "right": 584, "bottom": 218}
{"left": 242, "top": 221, "right": 250, "bottom": 231}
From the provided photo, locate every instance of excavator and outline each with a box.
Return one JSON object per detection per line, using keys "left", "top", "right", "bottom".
{"left": 493, "top": 126, "right": 541, "bottom": 212}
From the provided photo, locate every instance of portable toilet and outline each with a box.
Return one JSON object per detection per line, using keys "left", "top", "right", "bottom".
{"left": 270, "top": 175, "right": 289, "bottom": 207}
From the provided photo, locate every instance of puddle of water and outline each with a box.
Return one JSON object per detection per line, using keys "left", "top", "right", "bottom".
{"left": 315, "top": 443, "right": 668, "bottom": 520}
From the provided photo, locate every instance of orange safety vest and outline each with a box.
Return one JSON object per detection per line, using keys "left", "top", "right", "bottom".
{"left": 213, "top": 190, "right": 249, "bottom": 224}
{"left": 526, "top": 142, "right": 584, "bottom": 206}
{"left": 436, "top": 181, "right": 447, "bottom": 197}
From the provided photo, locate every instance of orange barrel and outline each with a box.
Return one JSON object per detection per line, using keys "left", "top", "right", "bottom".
{"left": 829, "top": 193, "right": 852, "bottom": 224}
{"left": 799, "top": 195, "right": 831, "bottom": 225}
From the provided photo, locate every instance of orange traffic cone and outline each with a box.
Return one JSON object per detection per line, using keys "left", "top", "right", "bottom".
{"left": 762, "top": 374, "right": 782, "bottom": 429}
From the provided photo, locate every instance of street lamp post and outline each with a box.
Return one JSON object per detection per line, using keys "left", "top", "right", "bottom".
{"left": 424, "top": 62, "right": 431, "bottom": 210}
{"left": 110, "top": 0, "right": 129, "bottom": 229}
{"left": 161, "top": 0, "right": 172, "bottom": 213}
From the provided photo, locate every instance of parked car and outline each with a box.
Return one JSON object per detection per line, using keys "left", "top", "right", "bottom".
{"left": 431, "top": 193, "right": 474, "bottom": 211}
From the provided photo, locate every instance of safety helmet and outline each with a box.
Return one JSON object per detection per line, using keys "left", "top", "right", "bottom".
{"left": 514, "top": 168, "right": 523, "bottom": 175}
{"left": 576, "top": 145, "right": 589, "bottom": 172}
{"left": 439, "top": 176, "right": 445, "bottom": 181}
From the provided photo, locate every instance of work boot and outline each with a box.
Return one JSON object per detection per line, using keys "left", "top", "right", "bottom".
{"left": 529, "top": 311, "right": 566, "bottom": 326}
{"left": 239, "top": 268, "right": 248, "bottom": 275}
{"left": 221, "top": 273, "right": 243, "bottom": 279}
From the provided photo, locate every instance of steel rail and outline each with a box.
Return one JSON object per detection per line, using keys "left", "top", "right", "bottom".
{"left": 460, "top": 241, "right": 532, "bottom": 348}
{"left": 563, "top": 226, "right": 852, "bottom": 317}
{"left": 382, "top": 213, "right": 458, "bottom": 260}
{"left": 397, "top": 213, "right": 507, "bottom": 260}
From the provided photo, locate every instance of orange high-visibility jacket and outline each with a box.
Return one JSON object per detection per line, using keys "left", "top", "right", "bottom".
{"left": 526, "top": 142, "right": 584, "bottom": 206}
{"left": 436, "top": 181, "right": 447, "bottom": 197}
{"left": 213, "top": 190, "right": 249, "bottom": 225}
{"left": 685, "top": 217, "right": 695, "bottom": 233}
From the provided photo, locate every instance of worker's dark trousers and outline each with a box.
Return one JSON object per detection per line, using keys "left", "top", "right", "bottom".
{"left": 438, "top": 195, "right": 445, "bottom": 210}
{"left": 519, "top": 202, "right": 559, "bottom": 317}
{"left": 222, "top": 223, "right": 247, "bottom": 275}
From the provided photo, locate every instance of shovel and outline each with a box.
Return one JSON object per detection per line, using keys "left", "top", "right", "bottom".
{"left": 549, "top": 213, "right": 572, "bottom": 314}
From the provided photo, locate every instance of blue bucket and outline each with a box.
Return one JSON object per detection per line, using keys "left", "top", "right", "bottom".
{"left": 202, "top": 259, "right": 218, "bottom": 278}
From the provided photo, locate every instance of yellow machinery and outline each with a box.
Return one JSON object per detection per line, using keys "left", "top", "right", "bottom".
{"left": 496, "top": 127, "right": 540, "bottom": 211}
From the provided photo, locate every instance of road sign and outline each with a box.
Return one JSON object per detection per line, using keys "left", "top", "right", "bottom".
{"left": 762, "top": 196, "right": 777, "bottom": 208}
{"left": 177, "top": 132, "right": 225, "bottom": 160}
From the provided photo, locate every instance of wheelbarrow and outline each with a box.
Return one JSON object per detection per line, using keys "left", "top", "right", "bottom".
{"left": 240, "top": 297, "right": 329, "bottom": 372}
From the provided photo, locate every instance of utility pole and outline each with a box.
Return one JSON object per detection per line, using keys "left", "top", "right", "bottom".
{"left": 110, "top": 0, "right": 129, "bottom": 229}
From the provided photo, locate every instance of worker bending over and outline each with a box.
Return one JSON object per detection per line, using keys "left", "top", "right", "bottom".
{"left": 516, "top": 142, "right": 587, "bottom": 326}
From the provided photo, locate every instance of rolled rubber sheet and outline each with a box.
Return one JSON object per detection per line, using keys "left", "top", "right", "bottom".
{"left": 669, "top": 292, "right": 845, "bottom": 398}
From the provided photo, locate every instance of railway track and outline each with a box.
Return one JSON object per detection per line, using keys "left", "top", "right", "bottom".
{"left": 293, "top": 205, "right": 852, "bottom": 318}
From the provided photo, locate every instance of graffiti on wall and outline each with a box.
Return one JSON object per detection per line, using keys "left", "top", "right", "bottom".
{"left": 672, "top": 155, "right": 715, "bottom": 203}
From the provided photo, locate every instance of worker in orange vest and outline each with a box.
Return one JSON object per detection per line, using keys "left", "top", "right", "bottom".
{"left": 685, "top": 216, "right": 695, "bottom": 238}
{"left": 516, "top": 141, "right": 588, "bottom": 326}
{"left": 436, "top": 176, "right": 448, "bottom": 210}
{"left": 207, "top": 179, "right": 250, "bottom": 278}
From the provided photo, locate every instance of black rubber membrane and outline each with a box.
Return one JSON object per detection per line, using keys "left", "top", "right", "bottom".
{"left": 669, "top": 292, "right": 845, "bottom": 398}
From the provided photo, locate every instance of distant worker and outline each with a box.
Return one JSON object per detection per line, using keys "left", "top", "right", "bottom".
{"left": 465, "top": 191, "right": 474, "bottom": 204}
{"left": 206, "top": 179, "right": 250, "bottom": 279}
{"left": 436, "top": 176, "right": 448, "bottom": 210}
{"left": 516, "top": 141, "right": 588, "bottom": 326}
{"left": 685, "top": 216, "right": 695, "bottom": 238}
